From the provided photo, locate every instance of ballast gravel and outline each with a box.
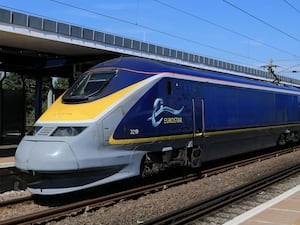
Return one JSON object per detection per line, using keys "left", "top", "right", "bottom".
{"left": 48, "top": 149, "right": 300, "bottom": 225}
{"left": 2, "top": 149, "right": 300, "bottom": 225}
{"left": 0, "top": 190, "right": 31, "bottom": 202}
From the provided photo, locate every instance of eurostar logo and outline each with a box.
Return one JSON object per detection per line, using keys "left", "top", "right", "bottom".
{"left": 147, "top": 98, "right": 184, "bottom": 127}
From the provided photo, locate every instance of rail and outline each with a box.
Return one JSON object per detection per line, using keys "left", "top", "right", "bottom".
{"left": 0, "top": 146, "right": 298, "bottom": 224}
{"left": 0, "top": 173, "right": 200, "bottom": 225}
{"left": 143, "top": 163, "right": 300, "bottom": 225}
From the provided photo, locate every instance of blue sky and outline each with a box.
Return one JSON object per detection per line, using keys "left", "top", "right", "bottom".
{"left": 1, "top": 0, "right": 300, "bottom": 79}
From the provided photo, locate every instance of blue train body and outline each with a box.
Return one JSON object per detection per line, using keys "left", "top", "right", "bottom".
{"left": 15, "top": 57, "right": 300, "bottom": 194}
{"left": 106, "top": 58, "right": 300, "bottom": 146}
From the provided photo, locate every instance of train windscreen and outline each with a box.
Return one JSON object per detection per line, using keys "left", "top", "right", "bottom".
{"left": 63, "top": 70, "right": 117, "bottom": 103}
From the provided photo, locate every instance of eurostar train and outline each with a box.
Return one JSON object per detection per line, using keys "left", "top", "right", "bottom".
{"left": 15, "top": 57, "right": 300, "bottom": 195}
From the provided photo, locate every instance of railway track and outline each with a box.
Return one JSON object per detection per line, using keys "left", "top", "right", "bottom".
{"left": 0, "top": 195, "right": 32, "bottom": 208}
{"left": 201, "top": 146, "right": 298, "bottom": 176}
{"left": 0, "top": 173, "right": 200, "bottom": 225}
{"left": 0, "top": 146, "right": 298, "bottom": 225}
{"left": 142, "top": 163, "right": 300, "bottom": 225}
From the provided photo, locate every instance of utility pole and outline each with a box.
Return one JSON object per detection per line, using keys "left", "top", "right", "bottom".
{"left": 261, "top": 59, "right": 280, "bottom": 84}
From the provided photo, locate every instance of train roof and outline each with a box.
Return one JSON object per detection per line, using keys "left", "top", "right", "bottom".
{"left": 92, "top": 57, "right": 300, "bottom": 93}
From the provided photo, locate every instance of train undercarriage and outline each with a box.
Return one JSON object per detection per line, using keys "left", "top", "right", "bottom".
{"left": 139, "top": 128, "right": 300, "bottom": 178}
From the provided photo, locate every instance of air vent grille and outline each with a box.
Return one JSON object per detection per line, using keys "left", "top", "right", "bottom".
{"left": 36, "top": 127, "right": 56, "bottom": 136}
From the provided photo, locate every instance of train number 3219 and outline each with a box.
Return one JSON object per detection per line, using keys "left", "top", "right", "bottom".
{"left": 130, "top": 129, "right": 140, "bottom": 135}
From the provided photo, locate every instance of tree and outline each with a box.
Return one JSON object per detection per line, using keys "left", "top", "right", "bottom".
{"left": 2, "top": 73, "right": 52, "bottom": 126}
{"left": 2, "top": 72, "right": 23, "bottom": 90}
{"left": 53, "top": 77, "right": 69, "bottom": 90}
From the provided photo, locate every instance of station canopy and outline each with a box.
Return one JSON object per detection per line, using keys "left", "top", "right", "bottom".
{"left": 0, "top": 7, "right": 300, "bottom": 86}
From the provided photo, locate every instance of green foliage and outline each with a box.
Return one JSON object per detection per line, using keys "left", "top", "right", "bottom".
{"left": 53, "top": 77, "right": 69, "bottom": 89}
{"left": 2, "top": 73, "right": 55, "bottom": 126}
{"left": 2, "top": 73, "right": 23, "bottom": 90}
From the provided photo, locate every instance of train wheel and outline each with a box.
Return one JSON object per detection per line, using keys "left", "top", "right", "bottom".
{"left": 291, "top": 132, "right": 300, "bottom": 143}
{"left": 140, "top": 154, "right": 153, "bottom": 178}
{"left": 190, "top": 147, "right": 202, "bottom": 168}
{"left": 277, "top": 134, "right": 286, "bottom": 146}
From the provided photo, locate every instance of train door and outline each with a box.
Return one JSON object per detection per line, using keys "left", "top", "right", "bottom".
{"left": 190, "top": 97, "right": 205, "bottom": 168}
{"left": 191, "top": 98, "right": 205, "bottom": 140}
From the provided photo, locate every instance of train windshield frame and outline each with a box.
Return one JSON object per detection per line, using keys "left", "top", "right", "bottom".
{"left": 62, "top": 69, "right": 117, "bottom": 103}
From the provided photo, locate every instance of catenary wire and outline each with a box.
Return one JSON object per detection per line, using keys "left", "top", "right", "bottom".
{"left": 48, "top": 0, "right": 268, "bottom": 65}
{"left": 283, "top": 0, "right": 300, "bottom": 15}
{"left": 223, "top": 0, "right": 300, "bottom": 44}
{"left": 153, "top": 0, "right": 300, "bottom": 59}
{"left": 279, "top": 63, "right": 300, "bottom": 73}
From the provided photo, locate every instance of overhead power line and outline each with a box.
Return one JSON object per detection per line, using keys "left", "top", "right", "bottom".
{"left": 49, "top": 0, "right": 268, "bottom": 65}
{"left": 153, "top": 0, "right": 300, "bottom": 58}
{"left": 223, "top": 0, "right": 300, "bottom": 44}
{"left": 279, "top": 63, "right": 300, "bottom": 73}
{"left": 283, "top": 0, "right": 300, "bottom": 15}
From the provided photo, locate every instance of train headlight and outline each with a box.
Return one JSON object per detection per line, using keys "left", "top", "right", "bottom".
{"left": 51, "top": 127, "right": 86, "bottom": 136}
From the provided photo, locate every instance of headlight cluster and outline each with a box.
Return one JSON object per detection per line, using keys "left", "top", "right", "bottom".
{"left": 29, "top": 126, "right": 86, "bottom": 136}
{"left": 51, "top": 127, "right": 86, "bottom": 136}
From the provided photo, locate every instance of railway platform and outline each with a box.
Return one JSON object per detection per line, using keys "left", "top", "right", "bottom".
{"left": 0, "top": 142, "right": 17, "bottom": 168}
{"left": 0, "top": 134, "right": 20, "bottom": 157}
{"left": 0, "top": 138, "right": 17, "bottom": 168}
{"left": 0, "top": 156, "right": 15, "bottom": 168}
{"left": 0, "top": 137, "right": 21, "bottom": 192}
{"left": 224, "top": 184, "right": 300, "bottom": 225}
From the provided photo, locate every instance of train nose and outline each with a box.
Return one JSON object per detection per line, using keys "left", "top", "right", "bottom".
{"left": 15, "top": 140, "right": 79, "bottom": 172}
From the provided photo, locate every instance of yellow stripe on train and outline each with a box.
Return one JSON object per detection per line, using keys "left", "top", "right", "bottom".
{"left": 109, "top": 133, "right": 196, "bottom": 145}
{"left": 109, "top": 123, "right": 300, "bottom": 145}
{"left": 38, "top": 81, "right": 143, "bottom": 122}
